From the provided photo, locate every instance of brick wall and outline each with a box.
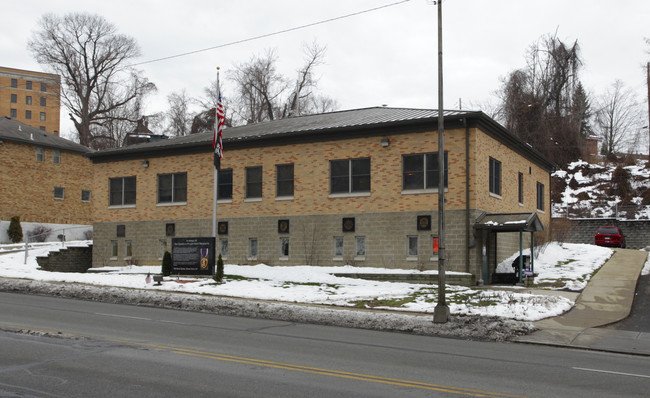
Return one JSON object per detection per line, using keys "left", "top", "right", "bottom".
{"left": 0, "top": 67, "right": 61, "bottom": 135}
{"left": 0, "top": 141, "right": 93, "bottom": 224}
{"left": 37, "top": 245, "right": 92, "bottom": 272}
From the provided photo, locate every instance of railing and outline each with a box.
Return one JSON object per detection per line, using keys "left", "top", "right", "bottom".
{"left": 553, "top": 203, "right": 650, "bottom": 220}
{"left": 23, "top": 226, "right": 92, "bottom": 264}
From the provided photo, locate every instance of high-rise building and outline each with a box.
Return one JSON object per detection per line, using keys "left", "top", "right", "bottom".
{"left": 0, "top": 66, "right": 61, "bottom": 136}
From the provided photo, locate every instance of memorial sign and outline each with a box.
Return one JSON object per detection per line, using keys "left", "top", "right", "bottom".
{"left": 171, "top": 237, "right": 215, "bottom": 276}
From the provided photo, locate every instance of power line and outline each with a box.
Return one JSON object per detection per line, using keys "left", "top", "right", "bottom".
{"left": 131, "top": 0, "right": 412, "bottom": 67}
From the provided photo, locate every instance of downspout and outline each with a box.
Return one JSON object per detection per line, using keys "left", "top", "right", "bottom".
{"left": 464, "top": 118, "right": 471, "bottom": 273}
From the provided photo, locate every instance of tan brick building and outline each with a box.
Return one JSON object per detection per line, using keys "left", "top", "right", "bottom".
{"left": 0, "top": 117, "right": 93, "bottom": 225}
{"left": 88, "top": 108, "right": 554, "bottom": 283}
{"left": 0, "top": 66, "right": 61, "bottom": 135}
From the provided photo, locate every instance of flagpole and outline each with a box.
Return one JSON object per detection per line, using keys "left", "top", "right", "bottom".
{"left": 212, "top": 67, "right": 220, "bottom": 238}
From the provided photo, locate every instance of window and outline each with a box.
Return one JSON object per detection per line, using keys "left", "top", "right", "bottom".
{"left": 518, "top": 172, "right": 524, "bottom": 204}
{"left": 26, "top": 96, "right": 32, "bottom": 105}
{"left": 334, "top": 237, "right": 344, "bottom": 257}
{"left": 537, "top": 182, "right": 545, "bottom": 211}
{"left": 40, "top": 82, "right": 47, "bottom": 92}
{"left": 54, "top": 187, "right": 65, "bottom": 199}
{"left": 220, "top": 239, "right": 228, "bottom": 257}
{"left": 36, "top": 147, "right": 44, "bottom": 162}
{"left": 125, "top": 241, "right": 133, "bottom": 257}
{"left": 408, "top": 236, "right": 418, "bottom": 256}
{"left": 246, "top": 166, "right": 263, "bottom": 199}
{"left": 158, "top": 172, "right": 187, "bottom": 204}
{"left": 10, "top": 109, "right": 16, "bottom": 118}
{"left": 109, "top": 176, "right": 136, "bottom": 206}
{"left": 10, "top": 94, "right": 17, "bottom": 103}
{"left": 276, "top": 164, "right": 294, "bottom": 198}
{"left": 355, "top": 236, "right": 366, "bottom": 257}
{"left": 330, "top": 158, "right": 370, "bottom": 194}
{"left": 489, "top": 157, "right": 501, "bottom": 196}
{"left": 280, "top": 237, "right": 290, "bottom": 257}
{"left": 26, "top": 81, "right": 32, "bottom": 90}
{"left": 111, "top": 241, "right": 118, "bottom": 258}
{"left": 40, "top": 97, "right": 46, "bottom": 107}
{"left": 25, "top": 110, "right": 31, "bottom": 120}
{"left": 249, "top": 238, "right": 258, "bottom": 258}
{"left": 40, "top": 112, "right": 46, "bottom": 122}
{"left": 82, "top": 190, "right": 92, "bottom": 202}
{"left": 402, "top": 152, "right": 448, "bottom": 191}
{"left": 40, "top": 126, "right": 46, "bottom": 131}
{"left": 53, "top": 150, "right": 60, "bottom": 164}
{"left": 217, "top": 169, "right": 233, "bottom": 200}
{"left": 11, "top": 79, "right": 17, "bottom": 88}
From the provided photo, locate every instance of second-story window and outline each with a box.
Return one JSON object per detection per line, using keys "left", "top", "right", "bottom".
{"left": 53, "top": 150, "right": 60, "bottom": 164}
{"left": 330, "top": 158, "right": 370, "bottom": 194}
{"left": 26, "top": 81, "right": 32, "bottom": 90}
{"left": 276, "top": 163, "right": 294, "bottom": 198}
{"left": 489, "top": 157, "right": 502, "bottom": 196}
{"left": 402, "top": 152, "right": 448, "bottom": 191}
{"left": 158, "top": 172, "right": 187, "bottom": 204}
{"left": 109, "top": 176, "right": 136, "bottom": 206}
{"left": 246, "top": 166, "right": 263, "bottom": 199}
{"left": 36, "top": 147, "right": 44, "bottom": 162}
{"left": 217, "top": 169, "right": 233, "bottom": 200}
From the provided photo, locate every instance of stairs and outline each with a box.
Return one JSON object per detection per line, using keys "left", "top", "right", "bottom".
{"left": 36, "top": 245, "right": 93, "bottom": 273}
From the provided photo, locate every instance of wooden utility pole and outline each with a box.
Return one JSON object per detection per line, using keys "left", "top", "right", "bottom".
{"left": 647, "top": 62, "right": 649, "bottom": 164}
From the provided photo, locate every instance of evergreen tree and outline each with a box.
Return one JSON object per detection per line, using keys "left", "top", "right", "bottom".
{"left": 7, "top": 216, "right": 23, "bottom": 243}
{"left": 161, "top": 251, "right": 172, "bottom": 276}
{"left": 214, "top": 253, "right": 224, "bottom": 283}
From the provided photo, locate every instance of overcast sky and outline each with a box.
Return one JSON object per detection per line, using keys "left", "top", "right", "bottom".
{"left": 3, "top": 0, "right": 649, "bottom": 138}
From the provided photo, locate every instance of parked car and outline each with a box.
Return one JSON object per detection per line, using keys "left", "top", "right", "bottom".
{"left": 595, "top": 226, "right": 626, "bottom": 248}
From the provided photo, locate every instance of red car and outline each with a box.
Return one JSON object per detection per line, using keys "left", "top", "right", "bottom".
{"left": 595, "top": 226, "right": 626, "bottom": 248}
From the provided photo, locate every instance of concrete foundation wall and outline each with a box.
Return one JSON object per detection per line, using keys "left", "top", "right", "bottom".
{"left": 552, "top": 218, "right": 650, "bottom": 249}
{"left": 93, "top": 209, "right": 486, "bottom": 274}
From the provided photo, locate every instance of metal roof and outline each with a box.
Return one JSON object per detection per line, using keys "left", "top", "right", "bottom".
{"left": 474, "top": 212, "right": 545, "bottom": 232}
{"left": 0, "top": 116, "right": 92, "bottom": 154}
{"left": 86, "top": 106, "right": 555, "bottom": 172}
{"left": 89, "top": 107, "right": 475, "bottom": 157}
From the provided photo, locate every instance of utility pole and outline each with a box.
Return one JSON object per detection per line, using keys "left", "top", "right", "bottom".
{"left": 647, "top": 62, "right": 649, "bottom": 164}
{"left": 433, "top": 0, "right": 449, "bottom": 323}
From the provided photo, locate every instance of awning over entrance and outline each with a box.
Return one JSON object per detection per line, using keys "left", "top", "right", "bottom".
{"left": 474, "top": 212, "right": 544, "bottom": 285}
{"left": 474, "top": 212, "right": 544, "bottom": 233}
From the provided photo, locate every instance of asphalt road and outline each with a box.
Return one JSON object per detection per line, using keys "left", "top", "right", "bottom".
{"left": 1, "top": 292, "right": 649, "bottom": 397}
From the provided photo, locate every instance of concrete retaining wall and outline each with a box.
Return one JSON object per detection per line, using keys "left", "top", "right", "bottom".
{"left": 552, "top": 218, "right": 650, "bottom": 249}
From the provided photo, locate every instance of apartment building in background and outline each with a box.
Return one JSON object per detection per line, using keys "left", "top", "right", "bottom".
{"left": 0, "top": 66, "right": 61, "bottom": 135}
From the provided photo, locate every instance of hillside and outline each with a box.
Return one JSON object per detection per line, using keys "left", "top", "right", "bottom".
{"left": 552, "top": 160, "right": 650, "bottom": 219}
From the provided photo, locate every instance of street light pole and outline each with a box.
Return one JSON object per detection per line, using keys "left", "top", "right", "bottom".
{"left": 433, "top": 0, "right": 449, "bottom": 323}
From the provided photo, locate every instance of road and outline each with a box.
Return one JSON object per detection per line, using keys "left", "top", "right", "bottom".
{"left": 0, "top": 292, "right": 648, "bottom": 397}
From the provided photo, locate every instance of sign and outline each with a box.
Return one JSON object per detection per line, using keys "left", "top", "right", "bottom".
{"left": 432, "top": 237, "right": 439, "bottom": 254}
{"left": 171, "top": 237, "right": 215, "bottom": 276}
{"left": 524, "top": 270, "right": 534, "bottom": 277}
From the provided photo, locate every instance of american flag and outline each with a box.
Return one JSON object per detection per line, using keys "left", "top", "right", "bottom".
{"left": 213, "top": 91, "right": 225, "bottom": 169}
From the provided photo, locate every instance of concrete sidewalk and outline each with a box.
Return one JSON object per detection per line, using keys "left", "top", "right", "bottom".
{"left": 514, "top": 248, "right": 650, "bottom": 355}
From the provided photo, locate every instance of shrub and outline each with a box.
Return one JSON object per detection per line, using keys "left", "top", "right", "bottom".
{"left": 7, "top": 216, "right": 23, "bottom": 243}
{"left": 162, "top": 251, "right": 172, "bottom": 276}
{"left": 214, "top": 253, "right": 224, "bottom": 283}
{"left": 609, "top": 166, "right": 633, "bottom": 200}
{"left": 27, "top": 225, "right": 52, "bottom": 242}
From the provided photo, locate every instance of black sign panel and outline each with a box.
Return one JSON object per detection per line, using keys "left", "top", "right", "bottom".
{"left": 171, "top": 237, "right": 215, "bottom": 276}
{"left": 417, "top": 215, "right": 431, "bottom": 231}
{"left": 342, "top": 217, "right": 355, "bottom": 232}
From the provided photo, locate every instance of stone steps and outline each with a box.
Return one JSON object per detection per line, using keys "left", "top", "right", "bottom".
{"left": 36, "top": 245, "right": 93, "bottom": 273}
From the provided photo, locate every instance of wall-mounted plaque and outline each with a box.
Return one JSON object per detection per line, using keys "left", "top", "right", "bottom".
{"left": 342, "top": 217, "right": 355, "bottom": 232}
{"left": 417, "top": 215, "right": 431, "bottom": 231}
{"left": 278, "top": 219, "right": 290, "bottom": 233}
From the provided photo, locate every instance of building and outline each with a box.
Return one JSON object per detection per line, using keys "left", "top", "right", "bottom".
{"left": 88, "top": 107, "right": 554, "bottom": 283}
{"left": 0, "top": 66, "right": 61, "bottom": 135}
{"left": 0, "top": 117, "right": 93, "bottom": 226}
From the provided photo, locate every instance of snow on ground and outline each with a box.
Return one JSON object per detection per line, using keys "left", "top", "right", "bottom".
{"left": 0, "top": 241, "right": 620, "bottom": 323}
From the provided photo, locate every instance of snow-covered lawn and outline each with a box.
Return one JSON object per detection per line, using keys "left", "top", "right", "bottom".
{"left": 2, "top": 240, "right": 645, "bottom": 322}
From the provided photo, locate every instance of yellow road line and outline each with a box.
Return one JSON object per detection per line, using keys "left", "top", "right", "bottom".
{"left": 109, "top": 339, "right": 526, "bottom": 397}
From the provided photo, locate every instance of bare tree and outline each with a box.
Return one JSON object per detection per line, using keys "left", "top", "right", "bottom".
{"left": 594, "top": 80, "right": 644, "bottom": 155}
{"left": 28, "top": 13, "right": 156, "bottom": 148}
{"left": 165, "top": 90, "right": 194, "bottom": 136}
{"left": 498, "top": 34, "right": 587, "bottom": 166}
